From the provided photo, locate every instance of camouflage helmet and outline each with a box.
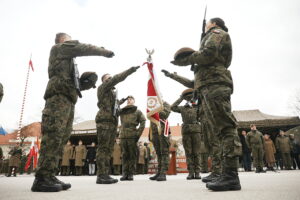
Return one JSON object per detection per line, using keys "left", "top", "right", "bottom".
{"left": 174, "top": 47, "right": 195, "bottom": 61}
{"left": 182, "top": 88, "right": 194, "bottom": 101}
{"left": 80, "top": 72, "right": 98, "bottom": 91}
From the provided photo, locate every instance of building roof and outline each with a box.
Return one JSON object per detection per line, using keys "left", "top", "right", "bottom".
{"left": 233, "top": 109, "right": 300, "bottom": 129}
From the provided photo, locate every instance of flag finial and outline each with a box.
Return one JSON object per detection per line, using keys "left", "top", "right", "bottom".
{"left": 145, "top": 49, "right": 154, "bottom": 62}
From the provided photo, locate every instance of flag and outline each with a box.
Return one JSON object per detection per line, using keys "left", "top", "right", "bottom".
{"left": 33, "top": 136, "right": 39, "bottom": 169}
{"left": 29, "top": 58, "right": 34, "bottom": 72}
{"left": 160, "top": 119, "right": 170, "bottom": 137}
{"left": 0, "top": 125, "right": 7, "bottom": 136}
{"left": 24, "top": 137, "right": 39, "bottom": 171}
{"left": 144, "top": 59, "right": 164, "bottom": 139}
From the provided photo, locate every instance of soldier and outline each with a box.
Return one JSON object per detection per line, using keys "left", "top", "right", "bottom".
{"left": 199, "top": 131, "right": 209, "bottom": 173}
{"left": 86, "top": 142, "right": 97, "bottom": 175}
{"left": 95, "top": 67, "right": 140, "bottom": 184}
{"left": 289, "top": 134, "right": 300, "bottom": 170}
{"left": 240, "top": 130, "right": 252, "bottom": 171}
{"left": 61, "top": 141, "right": 73, "bottom": 176}
{"left": 112, "top": 139, "right": 122, "bottom": 175}
{"left": 276, "top": 130, "right": 292, "bottom": 170}
{"left": 149, "top": 101, "right": 171, "bottom": 181}
{"left": 170, "top": 18, "right": 242, "bottom": 191}
{"left": 264, "top": 134, "right": 276, "bottom": 171}
{"left": 137, "top": 141, "right": 147, "bottom": 175}
{"left": 144, "top": 142, "right": 151, "bottom": 174}
{"left": 31, "top": 32, "right": 114, "bottom": 192}
{"left": 171, "top": 89, "right": 201, "bottom": 180}
{"left": 0, "top": 82, "right": 3, "bottom": 103}
{"left": 8, "top": 143, "right": 22, "bottom": 177}
{"left": 119, "top": 96, "right": 146, "bottom": 180}
{"left": 75, "top": 140, "right": 87, "bottom": 176}
{"left": 246, "top": 124, "right": 266, "bottom": 173}
{"left": 162, "top": 71, "right": 221, "bottom": 182}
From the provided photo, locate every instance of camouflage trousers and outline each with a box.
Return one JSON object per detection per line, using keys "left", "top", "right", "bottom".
{"left": 35, "top": 95, "right": 74, "bottom": 178}
{"left": 199, "top": 85, "right": 242, "bottom": 171}
{"left": 281, "top": 152, "right": 292, "bottom": 169}
{"left": 121, "top": 138, "right": 137, "bottom": 175}
{"left": 202, "top": 122, "right": 222, "bottom": 174}
{"left": 252, "top": 146, "right": 264, "bottom": 168}
{"left": 152, "top": 132, "right": 170, "bottom": 174}
{"left": 200, "top": 153, "right": 209, "bottom": 172}
{"left": 96, "top": 122, "right": 117, "bottom": 175}
{"left": 182, "top": 132, "right": 201, "bottom": 173}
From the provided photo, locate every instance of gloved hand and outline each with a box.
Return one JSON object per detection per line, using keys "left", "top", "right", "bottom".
{"left": 132, "top": 66, "right": 140, "bottom": 71}
{"left": 106, "top": 51, "right": 115, "bottom": 58}
{"left": 161, "top": 69, "right": 171, "bottom": 77}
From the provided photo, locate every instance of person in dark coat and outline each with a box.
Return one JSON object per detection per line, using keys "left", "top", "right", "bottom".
{"left": 86, "top": 142, "right": 97, "bottom": 175}
{"left": 240, "top": 131, "right": 252, "bottom": 171}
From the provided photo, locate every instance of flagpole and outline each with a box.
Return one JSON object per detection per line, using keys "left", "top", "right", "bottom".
{"left": 16, "top": 55, "right": 32, "bottom": 144}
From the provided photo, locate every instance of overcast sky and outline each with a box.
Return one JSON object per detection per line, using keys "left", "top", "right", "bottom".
{"left": 0, "top": 0, "right": 300, "bottom": 131}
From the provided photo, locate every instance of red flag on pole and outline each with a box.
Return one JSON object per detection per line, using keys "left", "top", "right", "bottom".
{"left": 24, "top": 140, "right": 34, "bottom": 171}
{"left": 29, "top": 58, "right": 34, "bottom": 72}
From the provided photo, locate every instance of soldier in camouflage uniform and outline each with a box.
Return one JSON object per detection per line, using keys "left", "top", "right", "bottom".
{"left": 246, "top": 124, "right": 266, "bottom": 173}
{"left": 95, "top": 67, "right": 139, "bottom": 184}
{"left": 149, "top": 101, "right": 171, "bottom": 181}
{"left": 0, "top": 82, "right": 3, "bottom": 103}
{"left": 171, "top": 89, "right": 202, "bottom": 180}
{"left": 32, "top": 33, "right": 114, "bottom": 192}
{"left": 199, "top": 130, "right": 209, "bottom": 173}
{"left": 162, "top": 71, "right": 221, "bottom": 182}
{"left": 119, "top": 95, "right": 146, "bottom": 181}
{"left": 171, "top": 18, "right": 242, "bottom": 191}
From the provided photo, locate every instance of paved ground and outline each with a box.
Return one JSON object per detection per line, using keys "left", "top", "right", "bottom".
{"left": 0, "top": 171, "right": 299, "bottom": 200}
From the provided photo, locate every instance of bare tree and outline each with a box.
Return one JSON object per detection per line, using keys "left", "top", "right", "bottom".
{"left": 289, "top": 89, "right": 300, "bottom": 116}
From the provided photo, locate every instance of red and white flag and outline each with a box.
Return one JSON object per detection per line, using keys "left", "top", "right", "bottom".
{"left": 144, "top": 52, "right": 165, "bottom": 138}
{"left": 24, "top": 137, "right": 39, "bottom": 171}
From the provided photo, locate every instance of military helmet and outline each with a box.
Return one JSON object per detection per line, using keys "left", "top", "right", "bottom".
{"left": 174, "top": 47, "right": 195, "bottom": 61}
{"left": 80, "top": 72, "right": 98, "bottom": 91}
{"left": 182, "top": 88, "right": 194, "bottom": 96}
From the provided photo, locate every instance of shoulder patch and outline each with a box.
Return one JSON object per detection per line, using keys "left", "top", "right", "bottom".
{"left": 212, "top": 29, "right": 220, "bottom": 34}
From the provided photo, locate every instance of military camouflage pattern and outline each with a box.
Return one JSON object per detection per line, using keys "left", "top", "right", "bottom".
{"left": 44, "top": 40, "right": 113, "bottom": 104}
{"left": 165, "top": 73, "right": 221, "bottom": 174}
{"left": 276, "top": 135, "right": 292, "bottom": 169}
{"left": 36, "top": 39, "right": 113, "bottom": 179}
{"left": 246, "top": 130, "right": 264, "bottom": 168}
{"left": 150, "top": 101, "right": 171, "bottom": 174}
{"left": 171, "top": 96, "right": 201, "bottom": 173}
{"left": 171, "top": 27, "right": 241, "bottom": 172}
{"left": 95, "top": 67, "right": 137, "bottom": 175}
{"left": 0, "top": 82, "right": 3, "bottom": 103}
{"left": 35, "top": 95, "right": 74, "bottom": 178}
{"left": 79, "top": 72, "right": 98, "bottom": 91}
{"left": 119, "top": 105, "right": 146, "bottom": 175}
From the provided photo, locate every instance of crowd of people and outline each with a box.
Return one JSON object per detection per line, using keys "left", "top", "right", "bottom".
{"left": 239, "top": 124, "right": 300, "bottom": 173}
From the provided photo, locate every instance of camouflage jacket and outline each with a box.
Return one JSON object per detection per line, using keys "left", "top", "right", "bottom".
{"left": 173, "top": 27, "right": 233, "bottom": 91}
{"left": 150, "top": 101, "right": 171, "bottom": 134}
{"left": 119, "top": 105, "right": 146, "bottom": 139}
{"left": 0, "top": 83, "right": 3, "bottom": 103}
{"left": 44, "top": 40, "right": 113, "bottom": 104}
{"left": 171, "top": 97, "right": 200, "bottom": 134}
{"left": 275, "top": 135, "right": 292, "bottom": 153}
{"left": 95, "top": 67, "right": 136, "bottom": 124}
{"left": 246, "top": 130, "right": 265, "bottom": 149}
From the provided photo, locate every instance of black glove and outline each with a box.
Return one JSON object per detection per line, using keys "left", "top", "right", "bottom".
{"left": 132, "top": 66, "right": 140, "bottom": 71}
{"left": 106, "top": 51, "right": 115, "bottom": 58}
{"left": 161, "top": 69, "right": 171, "bottom": 77}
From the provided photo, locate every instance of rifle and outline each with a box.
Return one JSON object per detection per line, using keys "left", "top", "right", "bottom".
{"left": 113, "top": 89, "right": 120, "bottom": 117}
{"left": 73, "top": 58, "right": 82, "bottom": 98}
{"left": 200, "top": 5, "right": 207, "bottom": 42}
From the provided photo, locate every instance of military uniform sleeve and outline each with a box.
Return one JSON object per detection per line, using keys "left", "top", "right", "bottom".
{"left": 171, "top": 97, "right": 183, "bottom": 113}
{"left": 168, "top": 73, "right": 194, "bottom": 88}
{"left": 275, "top": 138, "right": 279, "bottom": 151}
{"left": 160, "top": 102, "right": 171, "bottom": 120}
{"left": 59, "top": 40, "right": 113, "bottom": 58}
{"left": 246, "top": 133, "right": 251, "bottom": 150}
{"left": 137, "top": 110, "right": 146, "bottom": 137}
{"left": 189, "top": 32, "right": 224, "bottom": 66}
{"left": 99, "top": 67, "right": 137, "bottom": 93}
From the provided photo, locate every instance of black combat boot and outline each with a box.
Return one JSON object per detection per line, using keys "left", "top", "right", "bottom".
{"left": 31, "top": 177, "right": 63, "bottom": 192}
{"left": 50, "top": 176, "right": 71, "bottom": 190}
{"left": 206, "top": 170, "right": 241, "bottom": 191}
{"left": 149, "top": 173, "right": 160, "bottom": 180}
{"left": 202, "top": 173, "right": 220, "bottom": 183}
{"left": 96, "top": 175, "right": 116, "bottom": 184}
{"left": 107, "top": 175, "right": 118, "bottom": 183}
{"left": 156, "top": 173, "right": 167, "bottom": 181}
{"left": 259, "top": 167, "right": 266, "bottom": 173}
{"left": 255, "top": 168, "right": 260, "bottom": 173}
{"left": 186, "top": 172, "right": 194, "bottom": 180}
{"left": 120, "top": 174, "right": 128, "bottom": 181}
{"left": 127, "top": 174, "right": 134, "bottom": 181}
{"left": 194, "top": 172, "right": 201, "bottom": 179}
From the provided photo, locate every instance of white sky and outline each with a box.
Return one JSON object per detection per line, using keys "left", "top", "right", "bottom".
{"left": 0, "top": 0, "right": 300, "bottom": 131}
